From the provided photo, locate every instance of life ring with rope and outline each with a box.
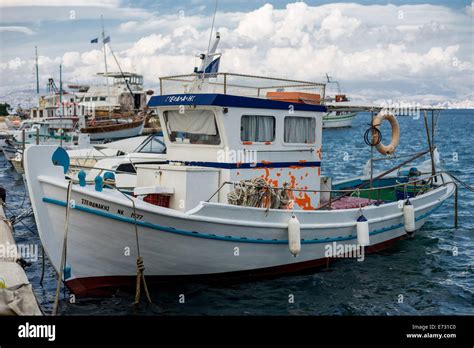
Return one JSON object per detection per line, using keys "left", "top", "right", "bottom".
{"left": 371, "top": 113, "right": 400, "bottom": 155}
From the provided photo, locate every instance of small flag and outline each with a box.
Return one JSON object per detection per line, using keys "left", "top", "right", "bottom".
{"left": 90, "top": 38, "right": 98, "bottom": 44}
{"left": 103, "top": 36, "right": 110, "bottom": 44}
{"left": 204, "top": 56, "right": 220, "bottom": 74}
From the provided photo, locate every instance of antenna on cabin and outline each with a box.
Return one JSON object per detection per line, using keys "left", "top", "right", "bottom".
{"left": 325, "top": 73, "right": 341, "bottom": 94}
{"left": 191, "top": 0, "right": 220, "bottom": 92}
{"left": 204, "top": 0, "right": 219, "bottom": 77}
{"left": 35, "top": 46, "right": 39, "bottom": 94}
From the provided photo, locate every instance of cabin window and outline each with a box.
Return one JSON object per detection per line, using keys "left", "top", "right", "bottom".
{"left": 116, "top": 163, "right": 136, "bottom": 174}
{"left": 85, "top": 97, "right": 91, "bottom": 102}
{"left": 99, "top": 96, "right": 106, "bottom": 101}
{"left": 284, "top": 116, "right": 316, "bottom": 144}
{"left": 240, "top": 115, "right": 275, "bottom": 142}
{"left": 137, "top": 135, "right": 166, "bottom": 154}
{"left": 164, "top": 110, "right": 220, "bottom": 145}
{"left": 92, "top": 97, "right": 98, "bottom": 101}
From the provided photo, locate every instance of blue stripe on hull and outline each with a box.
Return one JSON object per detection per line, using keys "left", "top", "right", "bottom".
{"left": 178, "top": 160, "right": 321, "bottom": 169}
{"left": 42, "top": 197, "right": 442, "bottom": 244}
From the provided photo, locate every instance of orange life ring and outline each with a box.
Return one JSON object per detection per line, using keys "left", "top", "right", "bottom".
{"left": 371, "top": 113, "right": 400, "bottom": 155}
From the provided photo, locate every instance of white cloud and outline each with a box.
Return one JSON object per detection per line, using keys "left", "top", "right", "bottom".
{"left": 129, "top": 34, "right": 172, "bottom": 56}
{"left": 0, "top": 0, "right": 150, "bottom": 23}
{"left": 318, "top": 9, "right": 361, "bottom": 40}
{"left": 235, "top": 4, "right": 275, "bottom": 40}
{"left": 1, "top": 2, "right": 473, "bottom": 107}
{"left": 0, "top": 26, "right": 35, "bottom": 35}
{"left": 0, "top": 0, "right": 120, "bottom": 8}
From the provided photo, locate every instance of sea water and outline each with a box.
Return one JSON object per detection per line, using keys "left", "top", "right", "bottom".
{"left": 1, "top": 110, "right": 472, "bottom": 315}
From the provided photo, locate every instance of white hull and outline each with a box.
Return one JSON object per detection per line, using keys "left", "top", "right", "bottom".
{"left": 24, "top": 146, "right": 454, "bottom": 295}
{"left": 323, "top": 112, "right": 357, "bottom": 128}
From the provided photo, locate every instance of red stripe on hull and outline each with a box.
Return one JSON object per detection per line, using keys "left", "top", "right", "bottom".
{"left": 66, "top": 234, "right": 408, "bottom": 297}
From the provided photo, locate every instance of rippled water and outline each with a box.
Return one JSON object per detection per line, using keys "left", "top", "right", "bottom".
{"left": 1, "top": 110, "right": 473, "bottom": 315}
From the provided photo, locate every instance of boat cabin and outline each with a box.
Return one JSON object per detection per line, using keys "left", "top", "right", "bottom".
{"left": 145, "top": 87, "right": 327, "bottom": 211}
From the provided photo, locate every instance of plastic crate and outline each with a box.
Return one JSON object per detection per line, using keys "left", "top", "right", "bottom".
{"left": 144, "top": 194, "right": 170, "bottom": 208}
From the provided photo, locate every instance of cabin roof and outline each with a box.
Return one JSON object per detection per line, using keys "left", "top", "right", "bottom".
{"left": 148, "top": 93, "right": 327, "bottom": 112}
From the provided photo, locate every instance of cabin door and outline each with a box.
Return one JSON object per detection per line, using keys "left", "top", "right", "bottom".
{"left": 134, "top": 94, "right": 141, "bottom": 110}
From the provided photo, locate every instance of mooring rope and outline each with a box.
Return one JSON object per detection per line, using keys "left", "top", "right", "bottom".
{"left": 109, "top": 185, "right": 152, "bottom": 306}
{"left": 446, "top": 171, "right": 474, "bottom": 193}
{"left": 52, "top": 180, "right": 73, "bottom": 316}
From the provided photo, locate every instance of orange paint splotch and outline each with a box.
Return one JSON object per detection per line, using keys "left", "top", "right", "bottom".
{"left": 293, "top": 192, "right": 315, "bottom": 210}
{"left": 276, "top": 172, "right": 281, "bottom": 177}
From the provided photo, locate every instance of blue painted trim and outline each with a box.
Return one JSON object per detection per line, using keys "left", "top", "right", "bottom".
{"left": 178, "top": 160, "right": 321, "bottom": 169}
{"left": 42, "top": 197, "right": 443, "bottom": 244}
{"left": 148, "top": 94, "right": 328, "bottom": 112}
{"left": 137, "top": 159, "right": 321, "bottom": 169}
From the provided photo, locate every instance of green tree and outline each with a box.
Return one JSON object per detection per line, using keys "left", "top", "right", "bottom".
{"left": 0, "top": 103, "right": 11, "bottom": 116}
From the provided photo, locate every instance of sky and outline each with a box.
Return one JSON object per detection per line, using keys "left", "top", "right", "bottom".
{"left": 0, "top": 0, "right": 473, "bottom": 108}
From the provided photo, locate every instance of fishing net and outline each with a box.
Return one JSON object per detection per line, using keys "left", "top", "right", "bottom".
{"left": 227, "top": 177, "right": 291, "bottom": 210}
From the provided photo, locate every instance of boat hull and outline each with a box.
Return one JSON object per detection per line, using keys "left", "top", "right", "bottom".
{"left": 24, "top": 147, "right": 454, "bottom": 296}
{"left": 323, "top": 112, "right": 357, "bottom": 128}
{"left": 83, "top": 118, "right": 145, "bottom": 141}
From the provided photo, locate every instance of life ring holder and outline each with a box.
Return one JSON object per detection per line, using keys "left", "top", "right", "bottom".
{"left": 371, "top": 113, "right": 400, "bottom": 155}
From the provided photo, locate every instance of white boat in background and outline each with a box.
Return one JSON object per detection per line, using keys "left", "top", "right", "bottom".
{"left": 68, "top": 133, "right": 167, "bottom": 189}
{"left": 24, "top": 49, "right": 454, "bottom": 295}
{"left": 2, "top": 117, "right": 91, "bottom": 173}
{"left": 323, "top": 74, "right": 358, "bottom": 128}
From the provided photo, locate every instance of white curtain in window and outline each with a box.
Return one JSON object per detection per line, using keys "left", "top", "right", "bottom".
{"left": 284, "top": 117, "right": 316, "bottom": 143}
{"left": 167, "top": 110, "right": 217, "bottom": 135}
{"left": 241, "top": 115, "right": 275, "bottom": 142}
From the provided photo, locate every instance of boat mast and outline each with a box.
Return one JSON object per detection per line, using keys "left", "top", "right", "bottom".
{"left": 59, "top": 64, "right": 63, "bottom": 147}
{"left": 203, "top": 0, "right": 219, "bottom": 79}
{"left": 191, "top": 0, "right": 220, "bottom": 92}
{"left": 101, "top": 15, "right": 111, "bottom": 113}
{"left": 35, "top": 46, "right": 39, "bottom": 94}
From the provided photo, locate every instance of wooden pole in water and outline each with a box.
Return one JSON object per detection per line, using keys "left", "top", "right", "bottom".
{"left": 21, "top": 129, "right": 26, "bottom": 168}
{"left": 36, "top": 127, "right": 39, "bottom": 145}
{"left": 369, "top": 110, "right": 375, "bottom": 201}
{"left": 454, "top": 183, "right": 458, "bottom": 229}
{"left": 423, "top": 111, "right": 436, "bottom": 178}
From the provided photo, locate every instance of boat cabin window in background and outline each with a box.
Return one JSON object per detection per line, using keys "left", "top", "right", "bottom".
{"left": 164, "top": 110, "right": 221, "bottom": 145}
{"left": 241, "top": 115, "right": 275, "bottom": 143}
{"left": 284, "top": 116, "right": 316, "bottom": 144}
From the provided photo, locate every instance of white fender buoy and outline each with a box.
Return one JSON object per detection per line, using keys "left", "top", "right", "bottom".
{"left": 356, "top": 214, "right": 370, "bottom": 246}
{"left": 403, "top": 199, "right": 416, "bottom": 234}
{"left": 288, "top": 215, "right": 301, "bottom": 257}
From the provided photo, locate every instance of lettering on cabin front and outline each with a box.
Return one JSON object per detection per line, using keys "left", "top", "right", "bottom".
{"left": 165, "top": 95, "right": 197, "bottom": 103}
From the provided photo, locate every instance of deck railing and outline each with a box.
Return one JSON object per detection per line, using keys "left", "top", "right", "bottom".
{"left": 159, "top": 72, "right": 326, "bottom": 100}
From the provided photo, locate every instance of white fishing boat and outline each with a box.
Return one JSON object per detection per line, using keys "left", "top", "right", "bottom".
{"left": 68, "top": 133, "right": 167, "bottom": 189}
{"left": 322, "top": 74, "right": 357, "bottom": 128}
{"left": 2, "top": 117, "right": 91, "bottom": 173}
{"left": 24, "top": 73, "right": 454, "bottom": 296}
